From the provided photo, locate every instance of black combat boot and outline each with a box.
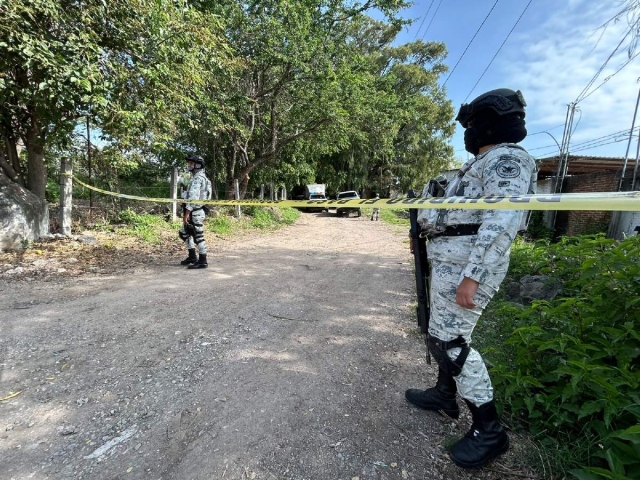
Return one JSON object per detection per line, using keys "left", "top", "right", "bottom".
{"left": 405, "top": 368, "right": 460, "bottom": 419}
{"left": 180, "top": 248, "right": 197, "bottom": 265}
{"left": 449, "top": 399, "right": 509, "bottom": 469}
{"left": 187, "top": 253, "right": 208, "bottom": 269}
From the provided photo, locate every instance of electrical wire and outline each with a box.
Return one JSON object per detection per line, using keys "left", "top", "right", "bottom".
{"left": 413, "top": 0, "right": 436, "bottom": 41}
{"left": 575, "top": 26, "right": 632, "bottom": 103}
{"left": 443, "top": 0, "right": 499, "bottom": 87}
{"left": 527, "top": 124, "right": 566, "bottom": 136}
{"left": 579, "top": 50, "right": 640, "bottom": 102}
{"left": 420, "top": 0, "right": 444, "bottom": 40}
{"left": 463, "top": 0, "right": 533, "bottom": 102}
{"left": 534, "top": 136, "right": 631, "bottom": 158}
{"left": 528, "top": 126, "right": 640, "bottom": 152}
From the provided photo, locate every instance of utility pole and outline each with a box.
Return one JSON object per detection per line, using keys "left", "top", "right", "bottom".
{"left": 631, "top": 125, "right": 640, "bottom": 191}
{"left": 619, "top": 85, "right": 640, "bottom": 191}
{"left": 554, "top": 102, "right": 577, "bottom": 194}
{"left": 548, "top": 102, "right": 577, "bottom": 229}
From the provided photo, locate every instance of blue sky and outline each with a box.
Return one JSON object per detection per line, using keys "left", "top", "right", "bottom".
{"left": 393, "top": 0, "right": 640, "bottom": 162}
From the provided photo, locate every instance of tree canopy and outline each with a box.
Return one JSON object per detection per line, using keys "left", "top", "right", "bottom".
{"left": 0, "top": 0, "right": 455, "bottom": 200}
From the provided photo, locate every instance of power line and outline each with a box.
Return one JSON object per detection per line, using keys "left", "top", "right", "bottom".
{"left": 420, "top": 0, "right": 444, "bottom": 41}
{"left": 579, "top": 50, "right": 640, "bottom": 102}
{"left": 527, "top": 124, "right": 566, "bottom": 136}
{"left": 443, "top": 0, "right": 499, "bottom": 87}
{"left": 575, "top": 26, "right": 632, "bottom": 103}
{"left": 463, "top": 0, "right": 533, "bottom": 103}
{"left": 528, "top": 126, "right": 640, "bottom": 152}
{"left": 413, "top": 0, "right": 435, "bottom": 41}
{"left": 535, "top": 136, "right": 631, "bottom": 158}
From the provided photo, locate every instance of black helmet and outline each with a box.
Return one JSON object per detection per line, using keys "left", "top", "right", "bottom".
{"left": 185, "top": 154, "right": 205, "bottom": 168}
{"left": 456, "top": 88, "right": 526, "bottom": 128}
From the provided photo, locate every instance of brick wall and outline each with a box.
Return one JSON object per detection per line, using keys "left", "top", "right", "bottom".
{"left": 557, "top": 172, "right": 619, "bottom": 236}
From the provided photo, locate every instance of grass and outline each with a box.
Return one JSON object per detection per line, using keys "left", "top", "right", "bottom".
{"left": 110, "top": 209, "right": 167, "bottom": 244}
{"left": 380, "top": 208, "right": 410, "bottom": 227}
{"left": 97, "top": 206, "right": 302, "bottom": 244}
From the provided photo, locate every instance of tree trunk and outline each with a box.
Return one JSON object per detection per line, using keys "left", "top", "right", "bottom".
{"left": 238, "top": 170, "right": 251, "bottom": 198}
{"left": 1, "top": 134, "right": 25, "bottom": 186}
{"left": 225, "top": 147, "right": 237, "bottom": 200}
{"left": 24, "top": 118, "right": 47, "bottom": 200}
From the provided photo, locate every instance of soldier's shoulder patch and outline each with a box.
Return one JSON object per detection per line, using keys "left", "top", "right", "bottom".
{"left": 495, "top": 155, "right": 521, "bottom": 179}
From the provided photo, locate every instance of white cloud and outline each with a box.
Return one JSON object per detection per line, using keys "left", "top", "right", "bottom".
{"left": 501, "top": 0, "right": 640, "bottom": 158}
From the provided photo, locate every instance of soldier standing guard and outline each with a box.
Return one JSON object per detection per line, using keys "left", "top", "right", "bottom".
{"left": 178, "top": 154, "right": 212, "bottom": 269}
{"left": 405, "top": 88, "right": 538, "bottom": 468}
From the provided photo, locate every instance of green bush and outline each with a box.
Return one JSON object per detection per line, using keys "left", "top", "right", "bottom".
{"left": 488, "top": 235, "right": 640, "bottom": 479}
{"left": 380, "top": 208, "right": 410, "bottom": 227}
{"left": 243, "top": 206, "right": 299, "bottom": 229}
{"left": 115, "top": 209, "right": 164, "bottom": 243}
{"left": 525, "top": 210, "right": 555, "bottom": 241}
{"left": 45, "top": 177, "right": 60, "bottom": 202}
{"left": 208, "top": 215, "right": 234, "bottom": 234}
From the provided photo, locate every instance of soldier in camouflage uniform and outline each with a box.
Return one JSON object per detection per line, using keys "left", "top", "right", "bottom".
{"left": 405, "top": 88, "right": 537, "bottom": 469}
{"left": 178, "top": 155, "right": 212, "bottom": 269}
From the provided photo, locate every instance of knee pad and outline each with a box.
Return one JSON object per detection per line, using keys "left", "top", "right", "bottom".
{"left": 428, "top": 335, "right": 471, "bottom": 377}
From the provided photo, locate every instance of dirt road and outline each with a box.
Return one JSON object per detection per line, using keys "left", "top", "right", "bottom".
{"left": 0, "top": 213, "right": 533, "bottom": 480}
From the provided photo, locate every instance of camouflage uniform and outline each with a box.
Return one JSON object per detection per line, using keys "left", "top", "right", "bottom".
{"left": 179, "top": 169, "right": 211, "bottom": 255}
{"left": 417, "top": 143, "right": 537, "bottom": 406}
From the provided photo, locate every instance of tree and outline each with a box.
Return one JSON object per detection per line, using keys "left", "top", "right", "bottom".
{"left": 314, "top": 18, "right": 455, "bottom": 196}
{"left": 175, "top": 0, "right": 412, "bottom": 199}
{"left": 0, "top": 0, "right": 232, "bottom": 199}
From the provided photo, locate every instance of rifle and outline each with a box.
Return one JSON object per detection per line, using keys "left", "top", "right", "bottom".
{"left": 408, "top": 189, "right": 431, "bottom": 364}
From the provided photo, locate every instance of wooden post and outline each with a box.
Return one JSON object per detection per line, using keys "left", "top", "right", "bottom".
{"left": 59, "top": 157, "right": 72, "bottom": 236}
{"left": 260, "top": 184, "right": 264, "bottom": 200}
{"left": 86, "top": 116, "right": 93, "bottom": 218}
{"left": 170, "top": 167, "right": 179, "bottom": 222}
{"left": 235, "top": 179, "right": 241, "bottom": 218}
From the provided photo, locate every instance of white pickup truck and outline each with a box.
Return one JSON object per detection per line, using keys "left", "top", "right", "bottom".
{"left": 335, "top": 190, "right": 361, "bottom": 217}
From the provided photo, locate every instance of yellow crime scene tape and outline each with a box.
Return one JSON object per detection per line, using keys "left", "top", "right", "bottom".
{"left": 70, "top": 176, "right": 640, "bottom": 211}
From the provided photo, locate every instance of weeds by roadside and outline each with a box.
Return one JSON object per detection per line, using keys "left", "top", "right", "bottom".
{"left": 475, "top": 235, "right": 640, "bottom": 479}
{"left": 92, "top": 206, "right": 301, "bottom": 243}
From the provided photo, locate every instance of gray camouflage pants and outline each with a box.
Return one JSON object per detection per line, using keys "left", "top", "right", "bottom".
{"left": 428, "top": 259, "right": 505, "bottom": 407}
{"left": 178, "top": 209, "right": 207, "bottom": 255}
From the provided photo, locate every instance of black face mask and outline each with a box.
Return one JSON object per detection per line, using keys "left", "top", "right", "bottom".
{"left": 463, "top": 113, "right": 527, "bottom": 155}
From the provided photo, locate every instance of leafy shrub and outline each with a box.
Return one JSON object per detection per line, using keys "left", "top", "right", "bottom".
{"left": 381, "top": 208, "right": 410, "bottom": 227}
{"left": 115, "top": 209, "right": 164, "bottom": 243}
{"left": 45, "top": 177, "right": 60, "bottom": 202}
{"left": 243, "top": 206, "right": 299, "bottom": 229}
{"left": 208, "top": 215, "right": 234, "bottom": 235}
{"left": 525, "top": 210, "right": 555, "bottom": 241}
{"left": 488, "top": 235, "right": 640, "bottom": 479}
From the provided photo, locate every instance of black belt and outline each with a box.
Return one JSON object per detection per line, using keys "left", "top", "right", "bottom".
{"left": 428, "top": 224, "right": 481, "bottom": 238}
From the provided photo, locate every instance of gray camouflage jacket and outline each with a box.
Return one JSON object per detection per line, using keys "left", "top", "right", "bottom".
{"left": 185, "top": 170, "right": 211, "bottom": 211}
{"left": 418, "top": 143, "right": 537, "bottom": 286}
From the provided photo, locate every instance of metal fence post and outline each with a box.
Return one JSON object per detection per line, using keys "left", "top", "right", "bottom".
{"left": 235, "top": 179, "right": 241, "bottom": 218}
{"left": 59, "top": 157, "right": 72, "bottom": 236}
